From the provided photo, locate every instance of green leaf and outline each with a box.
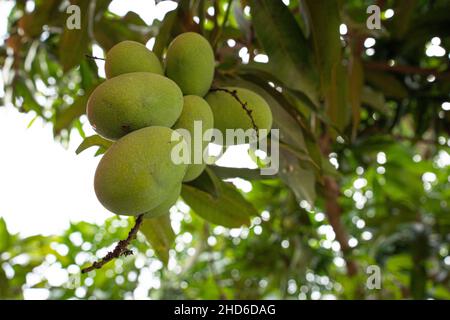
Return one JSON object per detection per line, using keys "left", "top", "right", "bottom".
{"left": 279, "top": 148, "right": 316, "bottom": 204}
{"left": 94, "top": 12, "right": 154, "bottom": 51}
{"left": 361, "top": 86, "right": 388, "bottom": 113}
{"left": 53, "top": 94, "right": 89, "bottom": 136}
{"left": 0, "top": 218, "right": 10, "bottom": 252}
{"left": 13, "top": 78, "right": 43, "bottom": 116}
{"left": 303, "top": 0, "right": 348, "bottom": 132}
{"left": 365, "top": 70, "right": 408, "bottom": 99}
{"left": 152, "top": 0, "right": 190, "bottom": 59}
{"left": 348, "top": 55, "right": 364, "bottom": 139}
{"left": 75, "top": 135, "right": 112, "bottom": 155}
{"left": 248, "top": 0, "right": 318, "bottom": 101}
{"left": 140, "top": 215, "right": 175, "bottom": 265}
{"left": 304, "top": 0, "right": 341, "bottom": 89}
{"left": 59, "top": 0, "right": 90, "bottom": 72}
{"left": 19, "top": 0, "right": 60, "bottom": 38}
{"left": 181, "top": 181, "right": 257, "bottom": 228}
{"left": 209, "top": 165, "right": 268, "bottom": 181}
{"left": 79, "top": 60, "right": 100, "bottom": 91}
{"left": 390, "top": 0, "right": 418, "bottom": 39}
{"left": 326, "top": 63, "right": 350, "bottom": 133}
{"left": 153, "top": 13, "right": 176, "bottom": 58}
{"left": 185, "top": 167, "right": 223, "bottom": 198}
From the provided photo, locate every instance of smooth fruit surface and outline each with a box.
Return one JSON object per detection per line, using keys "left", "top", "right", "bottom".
{"left": 87, "top": 72, "right": 183, "bottom": 140}
{"left": 205, "top": 87, "right": 272, "bottom": 144}
{"left": 165, "top": 32, "right": 215, "bottom": 96}
{"left": 173, "top": 95, "right": 214, "bottom": 182}
{"left": 105, "top": 41, "right": 163, "bottom": 78}
{"left": 144, "top": 183, "right": 181, "bottom": 219}
{"left": 94, "top": 126, "right": 187, "bottom": 216}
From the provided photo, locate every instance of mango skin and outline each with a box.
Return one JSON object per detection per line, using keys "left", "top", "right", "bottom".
{"left": 173, "top": 95, "right": 214, "bottom": 182}
{"left": 87, "top": 72, "right": 183, "bottom": 140}
{"left": 144, "top": 183, "right": 181, "bottom": 219}
{"left": 205, "top": 87, "right": 273, "bottom": 145}
{"left": 165, "top": 32, "right": 215, "bottom": 96}
{"left": 105, "top": 41, "right": 163, "bottom": 78}
{"left": 94, "top": 126, "right": 187, "bottom": 216}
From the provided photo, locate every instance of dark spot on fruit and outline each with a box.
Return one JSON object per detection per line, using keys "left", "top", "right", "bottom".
{"left": 121, "top": 125, "right": 131, "bottom": 132}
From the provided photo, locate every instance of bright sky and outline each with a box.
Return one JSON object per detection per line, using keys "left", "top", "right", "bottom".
{"left": 0, "top": 0, "right": 255, "bottom": 237}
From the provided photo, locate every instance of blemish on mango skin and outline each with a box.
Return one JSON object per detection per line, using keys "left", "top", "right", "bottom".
{"left": 86, "top": 72, "right": 183, "bottom": 141}
{"left": 121, "top": 125, "right": 131, "bottom": 133}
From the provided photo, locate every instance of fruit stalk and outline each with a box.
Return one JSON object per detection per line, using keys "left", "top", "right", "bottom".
{"left": 209, "top": 87, "right": 260, "bottom": 141}
{"left": 81, "top": 214, "right": 144, "bottom": 273}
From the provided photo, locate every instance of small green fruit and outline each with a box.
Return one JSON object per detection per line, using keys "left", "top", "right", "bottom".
{"left": 144, "top": 184, "right": 181, "bottom": 219}
{"left": 165, "top": 32, "right": 215, "bottom": 96}
{"left": 87, "top": 72, "right": 183, "bottom": 140}
{"left": 94, "top": 126, "right": 187, "bottom": 216}
{"left": 173, "top": 95, "right": 214, "bottom": 182}
{"left": 105, "top": 41, "right": 163, "bottom": 78}
{"left": 205, "top": 87, "right": 272, "bottom": 144}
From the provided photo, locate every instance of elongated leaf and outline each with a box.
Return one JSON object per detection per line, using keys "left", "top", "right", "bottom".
{"left": 348, "top": 55, "right": 364, "bottom": 139}
{"left": 365, "top": 70, "right": 408, "bottom": 99}
{"left": 75, "top": 135, "right": 112, "bottom": 156}
{"left": 13, "top": 78, "right": 43, "bottom": 116}
{"left": 209, "top": 165, "right": 268, "bottom": 181}
{"left": 326, "top": 63, "right": 350, "bottom": 133}
{"left": 53, "top": 94, "right": 89, "bottom": 136}
{"left": 279, "top": 148, "right": 316, "bottom": 204}
{"left": 19, "top": 0, "right": 60, "bottom": 38}
{"left": 140, "top": 215, "right": 175, "bottom": 265}
{"left": 361, "top": 86, "right": 388, "bottom": 113}
{"left": 391, "top": 0, "right": 418, "bottom": 39}
{"left": 59, "top": 0, "right": 90, "bottom": 72}
{"left": 94, "top": 12, "right": 154, "bottom": 51}
{"left": 248, "top": 0, "right": 318, "bottom": 100}
{"left": 152, "top": 0, "right": 192, "bottom": 59}
{"left": 304, "top": 0, "right": 341, "bottom": 89}
{"left": 153, "top": 10, "right": 177, "bottom": 58}
{"left": 0, "top": 218, "right": 10, "bottom": 252}
{"left": 181, "top": 182, "right": 256, "bottom": 228}
{"left": 303, "top": 1, "right": 348, "bottom": 132}
{"left": 185, "top": 167, "right": 223, "bottom": 198}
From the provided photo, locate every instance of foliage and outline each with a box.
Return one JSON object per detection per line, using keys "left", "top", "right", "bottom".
{"left": 1, "top": 0, "right": 449, "bottom": 299}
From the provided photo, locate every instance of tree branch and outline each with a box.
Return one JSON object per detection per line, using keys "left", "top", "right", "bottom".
{"left": 81, "top": 214, "right": 144, "bottom": 273}
{"left": 320, "top": 136, "right": 358, "bottom": 277}
{"left": 364, "top": 61, "right": 450, "bottom": 79}
{"left": 323, "top": 176, "right": 358, "bottom": 276}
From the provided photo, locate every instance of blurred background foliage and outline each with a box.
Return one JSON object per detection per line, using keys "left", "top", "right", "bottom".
{"left": 1, "top": 0, "right": 450, "bottom": 299}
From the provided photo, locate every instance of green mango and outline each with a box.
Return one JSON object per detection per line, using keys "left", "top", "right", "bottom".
{"left": 94, "top": 126, "right": 187, "bottom": 216}
{"left": 173, "top": 95, "right": 214, "bottom": 182}
{"left": 105, "top": 40, "right": 163, "bottom": 78}
{"left": 165, "top": 32, "right": 215, "bottom": 96}
{"left": 144, "top": 183, "right": 181, "bottom": 219}
{"left": 87, "top": 72, "right": 183, "bottom": 140}
{"left": 205, "top": 87, "right": 273, "bottom": 145}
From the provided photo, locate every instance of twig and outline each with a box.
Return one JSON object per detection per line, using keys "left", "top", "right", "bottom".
{"left": 364, "top": 61, "right": 450, "bottom": 79}
{"left": 81, "top": 214, "right": 144, "bottom": 273}
{"left": 393, "top": 135, "right": 439, "bottom": 145}
{"left": 209, "top": 87, "right": 259, "bottom": 141}
{"left": 85, "top": 54, "right": 105, "bottom": 61}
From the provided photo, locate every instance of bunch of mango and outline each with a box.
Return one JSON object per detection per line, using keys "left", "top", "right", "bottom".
{"left": 86, "top": 32, "right": 272, "bottom": 219}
